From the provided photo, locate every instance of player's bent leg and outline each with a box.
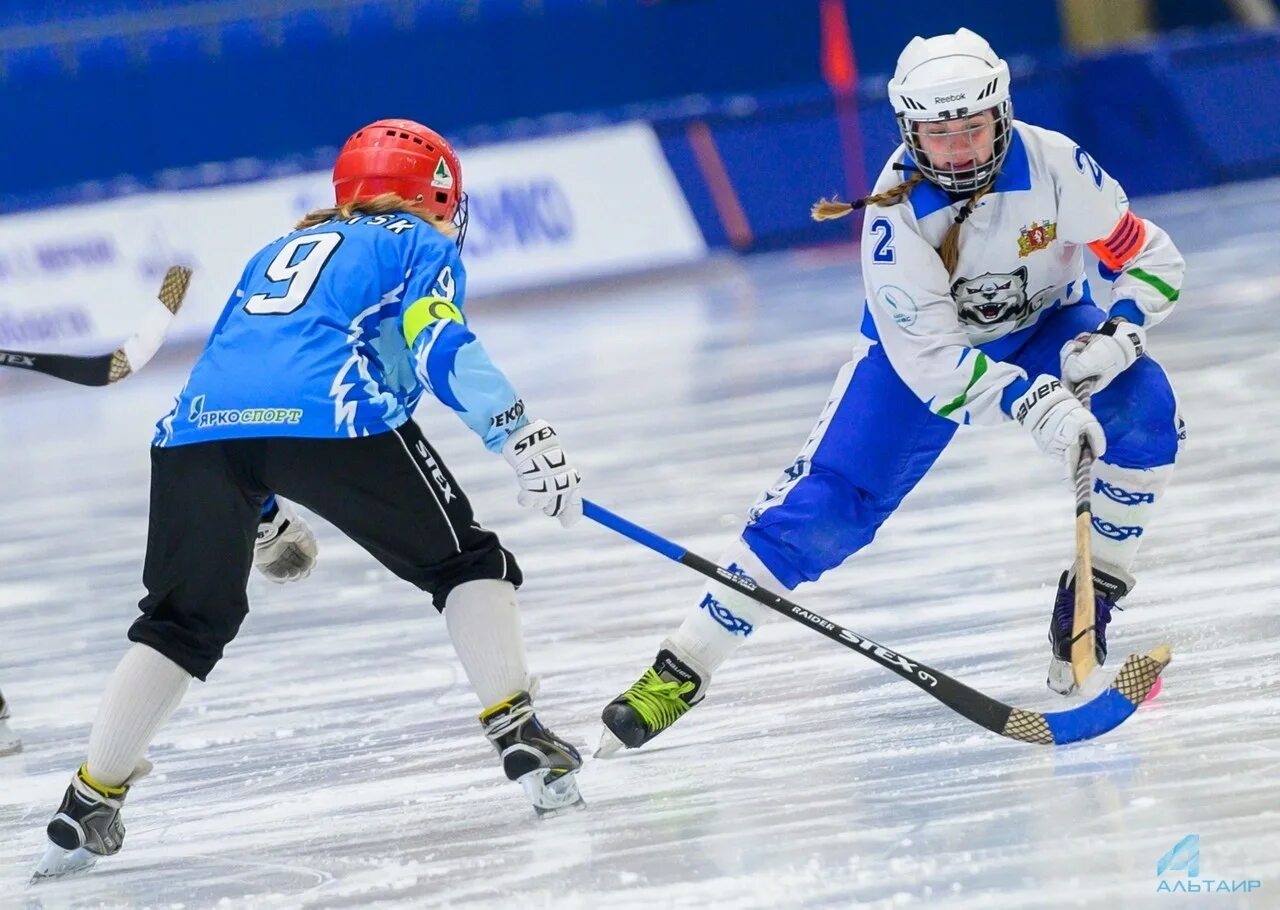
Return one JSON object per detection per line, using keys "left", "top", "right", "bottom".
{"left": 600, "top": 348, "right": 956, "bottom": 755}
{"left": 266, "top": 425, "right": 524, "bottom": 612}
{"left": 446, "top": 580, "right": 583, "bottom": 813}
{"left": 86, "top": 645, "right": 192, "bottom": 786}
{"left": 1088, "top": 355, "right": 1182, "bottom": 571}
{"left": 127, "top": 441, "right": 263, "bottom": 682}
{"left": 264, "top": 426, "right": 583, "bottom": 811}
{"left": 35, "top": 442, "right": 260, "bottom": 878}
{"left": 1046, "top": 355, "right": 1183, "bottom": 693}
{"left": 445, "top": 580, "right": 535, "bottom": 705}
{"left": 598, "top": 538, "right": 773, "bottom": 754}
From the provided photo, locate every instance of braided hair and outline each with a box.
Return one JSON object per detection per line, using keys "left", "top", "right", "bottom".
{"left": 812, "top": 164, "right": 992, "bottom": 275}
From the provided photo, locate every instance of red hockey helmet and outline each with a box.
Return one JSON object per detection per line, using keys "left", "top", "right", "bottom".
{"left": 332, "top": 118, "right": 463, "bottom": 222}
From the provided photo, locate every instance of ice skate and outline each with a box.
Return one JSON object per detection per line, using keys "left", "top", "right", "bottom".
{"left": 480, "top": 691, "right": 583, "bottom": 815}
{"left": 0, "top": 691, "right": 21, "bottom": 756}
{"left": 597, "top": 645, "right": 709, "bottom": 756}
{"left": 32, "top": 760, "right": 151, "bottom": 881}
{"left": 1046, "top": 569, "right": 1126, "bottom": 695}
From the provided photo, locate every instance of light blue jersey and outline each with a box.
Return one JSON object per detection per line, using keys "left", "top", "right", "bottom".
{"left": 155, "top": 212, "right": 527, "bottom": 452}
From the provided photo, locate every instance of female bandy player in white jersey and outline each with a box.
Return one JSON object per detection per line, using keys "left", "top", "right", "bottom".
{"left": 599, "top": 28, "right": 1185, "bottom": 753}
{"left": 33, "top": 118, "right": 587, "bottom": 878}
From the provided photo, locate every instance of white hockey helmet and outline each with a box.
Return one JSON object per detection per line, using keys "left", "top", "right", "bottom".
{"left": 887, "top": 28, "right": 1012, "bottom": 194}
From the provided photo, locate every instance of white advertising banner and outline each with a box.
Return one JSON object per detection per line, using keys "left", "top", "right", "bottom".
{"left": 0, "top": 123, "right": 705, "bottom": 353}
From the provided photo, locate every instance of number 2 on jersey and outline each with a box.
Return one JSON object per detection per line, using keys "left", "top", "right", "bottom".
{"left": 243, "top": 232, "right": 344, "bottom": 315}
{"left": 870, "top": 217, "right": 896, "bottom": 264}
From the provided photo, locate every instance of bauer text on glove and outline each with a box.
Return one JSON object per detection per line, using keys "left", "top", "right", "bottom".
{"left": 1012, "top": 374, "right": 1106, "bottom": 470}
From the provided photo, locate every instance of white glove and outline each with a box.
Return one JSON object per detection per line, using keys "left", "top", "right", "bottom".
{"left": 1060, "top": 317, "right": 1145, "bottom": 394}
{"left": 501, "top": 419, "right": 583, "bottom": 527}
{"left": 254, "top": 498, "right": 318, "bottom": 583}
{"left": 1012, "top": 374, "right": 1107, "bottom": 471}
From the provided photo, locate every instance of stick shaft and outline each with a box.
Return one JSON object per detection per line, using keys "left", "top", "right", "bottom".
{"left": 0, "top": 266, "right": 190, "bottom": 387}
{"left": 1071, "top": 386, "right": 1099, "bottom": 685}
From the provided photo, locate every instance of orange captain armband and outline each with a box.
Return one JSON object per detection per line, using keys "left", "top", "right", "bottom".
{"left": 1088, "top": 210, "right": 1147, "bottom": 271}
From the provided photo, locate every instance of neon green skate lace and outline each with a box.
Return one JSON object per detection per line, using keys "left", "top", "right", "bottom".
{"left": 620, "top": 668, "right": 696, "bottom": 732}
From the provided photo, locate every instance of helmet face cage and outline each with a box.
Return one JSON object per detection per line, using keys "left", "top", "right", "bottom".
{"left": 898, "top": 99, "right": 1012, "bottom": 195}
{"left": 451, "top": 192, "right": 470, "bottom": 252}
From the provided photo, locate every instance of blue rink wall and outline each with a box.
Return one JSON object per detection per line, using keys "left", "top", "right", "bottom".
{"left": 3, "top": 24, "right": 1279, "bottom": 242}
{"left": 0, "top": 26, "right": 1277, "bottom": 355}
{"left": 659, "top": 27, "right": 1280, "bottom": 251}
{"left": 0, "top": 0, "right": 1058, "bottom": 206}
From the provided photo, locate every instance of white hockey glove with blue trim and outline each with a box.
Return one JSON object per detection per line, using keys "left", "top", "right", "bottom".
{"left": 502, "top": 419, "right": 583, "bottom": 527}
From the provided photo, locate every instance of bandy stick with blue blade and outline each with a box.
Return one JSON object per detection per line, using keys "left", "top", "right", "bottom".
{"left": 584, "top": 499, "right": 1169, "bottom": 746}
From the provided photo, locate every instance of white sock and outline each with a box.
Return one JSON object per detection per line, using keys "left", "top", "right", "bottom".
{"left": 444, "top": 579, "right": 532, "bottom": 708}
{"left": 87, "top": 644, "right": 191, "bottom": 787}
{"left": 668, "top": 539, "right": 783, "bottom": 673}
{"left": 1089, "top": 461, "right": 1174, "bottom": 586}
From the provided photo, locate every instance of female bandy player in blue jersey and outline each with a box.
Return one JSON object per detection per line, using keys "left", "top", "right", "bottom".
{"left": 599, "top": 29, "right": 1185, "bottom": 754}
{"left": 35, "top": 119, "right": 586, "bottom": 877}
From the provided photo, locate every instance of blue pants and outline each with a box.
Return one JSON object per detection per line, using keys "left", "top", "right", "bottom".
{"left": 743, "top": 303, "right": 1181, "bottom": 590}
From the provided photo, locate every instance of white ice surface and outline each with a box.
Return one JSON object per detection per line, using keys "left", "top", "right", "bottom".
{"left": 1, "top": 178, "right": 1278, "bottom": 909}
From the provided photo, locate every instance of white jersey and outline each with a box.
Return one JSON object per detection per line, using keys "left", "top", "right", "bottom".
{"left": 861, "top": 120, "right": 1184, "bottom": 425}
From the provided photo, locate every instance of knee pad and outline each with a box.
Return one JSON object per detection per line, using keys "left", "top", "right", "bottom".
{"left": 1094, "top": 357, "right": 1183, "bottom": 469}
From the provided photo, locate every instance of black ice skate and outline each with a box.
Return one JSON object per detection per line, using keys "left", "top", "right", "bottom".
{"left": 597, "top": 644, "right": 709, "bottom": 757}
{"left": 479, "top": 691, "right": 583, "bottom": 815}
{"left": 32, "top": 760, "right": 151, "bottom": 880}
{"left": 0, "top": 689, "right": 21, "bottom": 756}
{"left": 1047, "top": 568, "right": 1128, "bottom": 695}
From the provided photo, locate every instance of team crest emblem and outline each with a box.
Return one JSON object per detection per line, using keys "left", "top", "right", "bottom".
{"left": 431, "top": 158, "right": 454, "bottom": 190}
{"left": 1018, "top": 220, "right": 1057, "bottom": 257}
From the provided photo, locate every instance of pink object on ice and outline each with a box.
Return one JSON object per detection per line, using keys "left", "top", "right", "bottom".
{"left": 1143, "top": 676, "right": 1164, "bottom": 703}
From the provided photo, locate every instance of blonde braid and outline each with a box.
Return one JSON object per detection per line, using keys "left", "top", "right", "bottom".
{"left": 813, "top": 169, "right": 993, "bottom": 277}
{"left": 811, "top": 172, "right": 926, "bottom": 221}
{"left": 937, "top": 182, "right": 992, "bottom": 274}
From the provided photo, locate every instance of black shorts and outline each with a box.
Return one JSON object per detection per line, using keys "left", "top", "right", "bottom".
{"left": 129, "top": 420, "right": 521, "bottom": 680}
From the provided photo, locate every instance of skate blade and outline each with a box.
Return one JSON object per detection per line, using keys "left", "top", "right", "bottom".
{"left": 519, "top": 769, "right": 585, "bottom": 815}
{"left": 31, "top": 843, "right": 99, "bottom": 881}
{"left": 1046, "top": 657, "right": 1079, "bottom": 696}
{"left": 593, "top": 727, "right": 625, "bottom": 759}
{"left": 1050, "top": 658, "right": 1134, "bottom": 700}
